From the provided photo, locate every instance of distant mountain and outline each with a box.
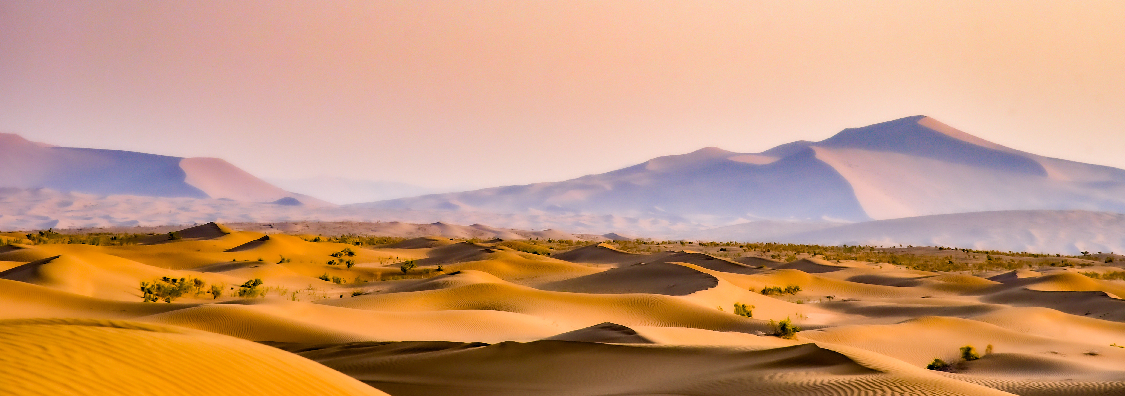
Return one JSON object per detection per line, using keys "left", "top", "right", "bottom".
{"left": 690, "top": 210, "right": 1125, "bottom": 255}
{"left": 0, "top": 133, "right": 327, "bottom": 205}
{"left": 266, "top": 176, "right": 442, "bottom": 205}
{"left": 366, "top": 116, "right": 1125, "bottom": 223}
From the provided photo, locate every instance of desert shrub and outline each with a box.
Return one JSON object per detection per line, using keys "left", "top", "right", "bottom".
{"left": 985, "top": 344, "right": 993, "bottom": 355}
{"left": 733, "top": 303, "right": 753, "bottom": 318}
{"left": 167, "top": 232, "right": 181, "bottom": 241}
{"left": 331, "top": 248, "right": 356, "bottom": 258}
{"left": 400, "top": 260, "right": 416, "bottom": 274}
{"left": 140, "top": 276, "right": 204, "bottom": 303}
{"left": 318, "top": 273, "right": 331, "bottom": 281}
{"left": 1082, "top": 271, "right": 1125, "bottom": 281}
{"left": 327, "top": 259, "right": 339, "bottom": 266}
{"left": 277, "top": 256, "right": 291, "bottom": 264}
{"left": 926, "top": 358, "right": 952, "bottom": 371}
{"left": 498, "top": 241, "right": 552, "bottom": 256}
{"left": 331, "top": 276, "right": 345, "bottom": 285}
{"left": 960, "top": 345, "right": 980, "bottom": 361}
{"left": 345, "top": 259, "right": 356, "bottom": 268}
{"left": 769, "top": 317, "right": 801, "bottom": 339}
{"left": 209, "top": 284, "right": 223, "bottom": 299}
{"left": 351, "top": 290, "right": 365, "bottom": 297}
{"left": 237, "top": 278, "right": 264, "bottom": 298}
{"left": 436, "top": 265, "right": 444, "bottom": 272}
{"left": 761, "top": 285, "right": 801, "bottom": 296}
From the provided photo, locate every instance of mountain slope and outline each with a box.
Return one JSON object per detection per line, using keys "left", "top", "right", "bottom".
{"left": 365, "top": 116, "right": 1125, "bottom": 222}
{"left": 0, "top": 133, "right": 325, "bottom": 205}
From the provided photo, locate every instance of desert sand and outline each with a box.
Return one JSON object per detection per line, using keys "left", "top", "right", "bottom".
{"left": 2, "top": 222, "right": 1125, "bottom": 395}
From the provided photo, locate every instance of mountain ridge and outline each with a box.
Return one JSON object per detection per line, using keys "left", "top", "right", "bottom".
{"left": 363, "top": 116, "right": 1125, "bottom": 222}
{"left": 0, "top": 133, "right": 327, "bottom": 206}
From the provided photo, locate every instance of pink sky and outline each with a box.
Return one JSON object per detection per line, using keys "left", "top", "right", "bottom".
{"left": 2, "top": 1, "right": 1124, "bottom": 189}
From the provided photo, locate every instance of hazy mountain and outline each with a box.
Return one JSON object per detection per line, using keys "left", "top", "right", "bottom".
{"left": 266, "top": 177, "right": 441, "bottom": 205}
{"left": 690, "top": 210, "right": 1125, "bottom": 255}
{"left": 0, "top": 133, "right": 327, "bottom": 206}
{"left": 365, "top": 116, "right": 1125, "bottom": 223}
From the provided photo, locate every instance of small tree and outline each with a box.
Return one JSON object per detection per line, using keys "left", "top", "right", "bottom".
{"left": 210, "top": 284, "right": 223, "bottom": 299}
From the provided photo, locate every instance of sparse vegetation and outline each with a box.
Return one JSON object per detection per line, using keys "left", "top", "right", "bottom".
{"left": 331, "top": 248, "right": 356, "bottom": 258}
{"left": 769, "top": 317, "right": 800, "bottom": 339}
{"left": 760, "top": 285, "right": 801, "bottom": 296}
{"left": 1081, "top": 271, "right": 1125, "bottom": 281}
{"left": 140, "top": 276, "right": 206, "bottom": 303}
{"left": 400, "top": 260, "right": 416, "bottom": 273}
{"left": 926, "top": 358, "right": 953, "bottom": 371}
{"left": 318, "top": 273, "right": 331, "bottom": 282}
{"left": 733, "top": 303, "right": 753, "bottom": 318}
{"left": 960, "top": 345, "right": 981, "bottom": 361}
{"left": 498, "top": 240, "right": 552, "bottom": 256}
{"left": 209, "top": 284, "right": 223, "bottom": 299}
{"left": 351, "top": 290, "right": 365, "bottom": 297}
{"left": 237, "top": 278, "right": 264, "bottom": 298}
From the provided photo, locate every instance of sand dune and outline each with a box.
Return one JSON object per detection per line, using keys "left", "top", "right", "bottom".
{"left": 275, "top": 340, "right": 1013, "bottom": 396}
{"left": 4, "top": 224, "right": 1125, "bottom": 395}
{"left": 0, "top": 319, "right": 388, "bottom": 396}
{"left": 541, "top": 262, "right": 718, "bottom": 295}
{"left": 544, "top": 322, "right": 655, "bottom": 344}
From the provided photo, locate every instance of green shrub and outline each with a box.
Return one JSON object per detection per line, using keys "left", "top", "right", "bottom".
{"left": 140, "top": 276, "right": 204, "bottom": 303}
{"left": 498, "top": 241, "right": 552, "bottom": 256}
{"left": 400, "top": 260, "right": 416, "bottom": 274}
{"left": 237, "top": 278, "right": 264, "bottom": 298}
{"left": 331, "top": 248, "right": 356, "bottom": 258}
{"left": 960, "top": 345, "right": 980, "bottom": 361}
{"left": 209, "top": 284, "right": 223, "bottom": 299}
{"left": 733, "top": 303, "right": 753, "bottom": 318}
{"left": 761, "top": 285, "right": 801, "bottom": 296}
{"left": 769, "top": 317, "right": 801, "bottom": 339}
{"left": 926, "top": 358, "right": 952, "bottom": 371}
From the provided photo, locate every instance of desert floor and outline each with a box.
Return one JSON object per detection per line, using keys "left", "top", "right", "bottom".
{"left": 3, "top": 222, "right": 1125, "bottom": 395}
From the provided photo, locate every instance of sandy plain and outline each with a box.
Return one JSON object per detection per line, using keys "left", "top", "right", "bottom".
{"left": 2, "top": 222, "right": 1125, "bottom": 395}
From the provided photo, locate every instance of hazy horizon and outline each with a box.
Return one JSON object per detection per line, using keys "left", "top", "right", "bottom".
{"left": 4, "top": 1, "right": 1124, "bottom": 189}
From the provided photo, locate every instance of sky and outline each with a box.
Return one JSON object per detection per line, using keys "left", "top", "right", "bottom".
{"left": 2, "top": 1, "right": 1124, "bottom": 190}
